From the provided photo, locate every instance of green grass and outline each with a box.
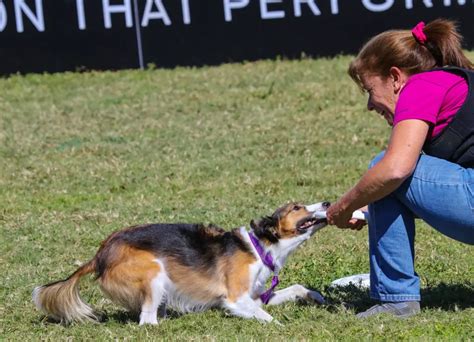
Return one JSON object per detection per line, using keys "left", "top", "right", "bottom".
{"left": 1, "top": 54, "right": 473, "bottom": 340}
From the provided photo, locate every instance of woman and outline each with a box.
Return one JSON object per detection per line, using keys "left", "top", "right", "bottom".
{"left": 326, "top": 19, "right": 474, "bottom": 318}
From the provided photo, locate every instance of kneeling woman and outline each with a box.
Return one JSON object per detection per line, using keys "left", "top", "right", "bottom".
{"left": 326, "top": 19, "right": 474, "bottom": 318}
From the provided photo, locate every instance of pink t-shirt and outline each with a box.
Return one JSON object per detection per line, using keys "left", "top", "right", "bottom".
{"left": 394, "top": 70, "right": 468, "bottom": 140}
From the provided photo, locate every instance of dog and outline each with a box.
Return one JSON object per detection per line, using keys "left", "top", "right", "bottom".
{"left": 33, "top": 201, "right": 330, "bottom": 325}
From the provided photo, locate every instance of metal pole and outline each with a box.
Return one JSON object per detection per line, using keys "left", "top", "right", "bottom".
{"left": 132, "top": 0, "right": 145, "bottom": 69}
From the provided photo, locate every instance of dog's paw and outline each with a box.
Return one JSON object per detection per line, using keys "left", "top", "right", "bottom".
{"left": 305, "top": 290, "right": 325, "bottom": 305}
{"left": 272, "top": 319, "right": 284, "bottom": 326}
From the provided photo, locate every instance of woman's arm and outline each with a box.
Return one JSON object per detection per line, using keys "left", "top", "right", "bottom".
{"left": 326, "top": 119, "right": 430, "bottom": 228}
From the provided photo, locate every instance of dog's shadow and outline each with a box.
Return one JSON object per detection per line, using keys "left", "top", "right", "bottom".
{"left": 106, "top": 308, "right": 183, "bottom": 324}
{"left": 33, "top": 282, "right": 474, "bottom": 325}
{"left": 104, "top": 311, "right": 138, "bottom": 324}
{"left": 33, "top": 308, "right": 183, "bottom": 326}
{"left": 323, "top": 282, "right": 474, "bottom": 313}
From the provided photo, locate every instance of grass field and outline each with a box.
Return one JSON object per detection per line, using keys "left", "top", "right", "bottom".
{"left": 1, "top": 54, "right": 473, "bottom": 340}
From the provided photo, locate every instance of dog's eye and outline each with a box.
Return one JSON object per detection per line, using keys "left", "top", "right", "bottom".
{"left": 292, "top": 205, "right": 302, "bottom": 211}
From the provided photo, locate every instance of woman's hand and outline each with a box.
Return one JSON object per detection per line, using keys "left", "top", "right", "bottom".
{"left": 326, "top": 202, "right": 367, "bottom": 230}
{"left": 325, "top": 120, "right": 429, "bottom": 231}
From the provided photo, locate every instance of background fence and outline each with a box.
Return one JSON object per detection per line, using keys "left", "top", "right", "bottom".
{"left": 0, "top": 0, "right": 473, "bottom": 74}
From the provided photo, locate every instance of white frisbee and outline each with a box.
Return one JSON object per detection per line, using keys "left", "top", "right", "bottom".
{"left": 305, "top": 203, "right": 368, "bottom": 221}
{"left": 330, "top": 273, "right": 371, "bottom": 289}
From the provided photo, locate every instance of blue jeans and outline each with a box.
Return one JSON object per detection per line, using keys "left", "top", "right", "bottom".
{"left": 368, "top": 151, "right": 474, "bottom": 302}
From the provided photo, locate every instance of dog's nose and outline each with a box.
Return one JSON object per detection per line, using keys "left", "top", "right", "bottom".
{"left": 322, "top": 202, "right": 331, "bottom": 208}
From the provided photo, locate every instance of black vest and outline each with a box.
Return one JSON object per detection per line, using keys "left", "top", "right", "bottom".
{"left": 422, "top": 67, "right": 474, "bottom": 168}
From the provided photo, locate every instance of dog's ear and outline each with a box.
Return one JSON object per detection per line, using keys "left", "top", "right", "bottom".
{"left": 250, "top": 216, "right": 280, "bottom": 243}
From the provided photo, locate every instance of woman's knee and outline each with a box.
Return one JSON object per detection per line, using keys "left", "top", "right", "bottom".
{"left": 369, "top": 151, "right": 386, "bottom": 169}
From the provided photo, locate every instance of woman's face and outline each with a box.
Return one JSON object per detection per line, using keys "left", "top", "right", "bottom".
{"left": 361, "top": 74, "right": 399, "bottom": 126}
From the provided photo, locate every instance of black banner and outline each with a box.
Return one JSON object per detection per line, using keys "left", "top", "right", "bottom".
{"left": 0, "top": 0, "right": 473, "bottom": 74}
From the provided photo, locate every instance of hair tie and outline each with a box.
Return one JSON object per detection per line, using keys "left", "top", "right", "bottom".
{"left": 412, "top": 21, "right": 427, "bottom": 45}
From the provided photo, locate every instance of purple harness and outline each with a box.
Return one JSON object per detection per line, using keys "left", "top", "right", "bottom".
{"left": 248, "top": 232, "right": 280, "bottom": 304}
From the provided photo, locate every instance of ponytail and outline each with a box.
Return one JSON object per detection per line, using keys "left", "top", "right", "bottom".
{"left": 423, "top": 19, "right": 473, "bottom": 70}
{"left": 349, "top": 18, "right": 473, "bottom": 90}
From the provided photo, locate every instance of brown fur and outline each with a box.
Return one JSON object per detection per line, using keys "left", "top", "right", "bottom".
{"left": 161, "top": 250, "right": 257, "bottom": 304}
{"left": 224, "top": 250, "right": 257, "bottom": 302}
{"left": 277, "top": 204, "right": 312, "bottom": 238}
{"left": 165, "top": 257, "right": 228, "bottom": 302}
{"left": 98, "top": 246, "right": 161, "bottom": 313}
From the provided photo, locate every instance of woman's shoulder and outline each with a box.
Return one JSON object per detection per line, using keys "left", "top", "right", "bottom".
{"left": 407, "top": 70, "right": 466, "bottom": 88}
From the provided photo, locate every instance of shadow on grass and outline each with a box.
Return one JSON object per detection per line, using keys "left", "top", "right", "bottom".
{"left": 323, "top": 284, "right": 372, "bottom": 313}
{"left": 421, "top": 282, "right": 474, "bottom": 311}
{"left": 104, "top": 311, "right": 139, "bottom": 324}
{"left": 34, "top": 310, "right": 180, "bottom": 325}
{"left": 323, "top": 282, "right": 474, "bottom": 313}
{"left": 32, "top": 282, "right": 474, "bottom": 325}
{"left": 106, "top": 308, "right": 183, "bottom": 324}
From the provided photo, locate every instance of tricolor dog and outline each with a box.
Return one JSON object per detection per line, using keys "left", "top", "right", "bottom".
{"left": 33, "top": 202, "right": 329, "bottom": 325}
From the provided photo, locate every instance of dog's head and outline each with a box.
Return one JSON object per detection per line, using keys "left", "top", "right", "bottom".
{"left": 250, "top": 202, "right": 330, "bottom": 244}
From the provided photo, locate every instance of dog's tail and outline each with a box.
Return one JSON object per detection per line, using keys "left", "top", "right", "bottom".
{"left": 32, "top": 259, "right": 97, "bottom": 324}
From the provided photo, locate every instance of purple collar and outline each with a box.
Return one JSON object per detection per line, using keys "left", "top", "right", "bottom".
{"left": 248, "top": 231, "right": 279, "bottom": 304}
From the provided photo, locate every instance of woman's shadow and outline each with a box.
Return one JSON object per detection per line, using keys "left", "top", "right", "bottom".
{"left": 323, "top": 282, "right": 474, "bottom": 313}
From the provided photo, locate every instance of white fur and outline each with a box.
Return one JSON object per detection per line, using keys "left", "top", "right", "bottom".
{"left": 158, "top": 259, "right": 219, "bottom": 314}
{"left": 165, "top": 286, "right": 220, "bottom": 314}
{"left": 241, "top": 221, "right": 321, "bottom": 299}
{"left": 268, "top": 229, "right": 313, "bottom": 270}
{"left": 140, "top": 259, "right": 221, "bottom": 323}
{"left": 239, "top": 226, "right": 273, "bottom": 297}
{"left": 223, "top": 293, "right": 273, "bottom": 322}
{"left": 139, "top": 266, "right": 166, "bottom": 325}
{"left": 228, "top": 221, "right": 325, "bottom": 323}
{"left": 266, "top": 284, "right": 324, "bottom": 305}
{"left": 32, "top": 287, "right": 44, "bottom": 311}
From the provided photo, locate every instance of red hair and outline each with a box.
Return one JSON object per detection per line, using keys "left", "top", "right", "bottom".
{"left": 349, "top": 19, "right": 474, "bottom": 89}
